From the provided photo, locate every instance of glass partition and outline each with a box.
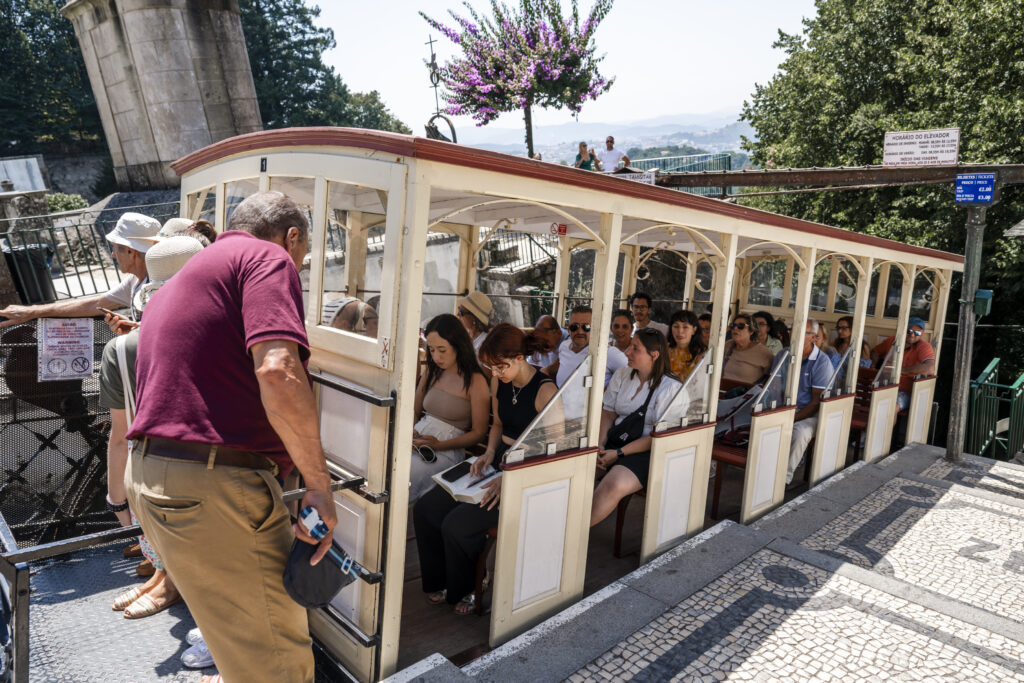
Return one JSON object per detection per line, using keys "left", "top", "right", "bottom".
{"left": 747, "top": 259, "right": 786, "bottom": 308}
{"left": 504, "top": 356, "right": 590, "bottom": 463}
{"left": 754, "top": 350, "right": 790, "bottom": 413}
{"left": 910, "top": 270, "right": 934, "bottom": 322}
{"left": 270, "top": 176, "right": 316, "bottom": 310}
{"left": 654, "top": 350, "right": 713, "bottom": 432}
{"left": 832, "top": 258, "right": 858, "bottom": 314}
{"left": 691, "top": 260, "right": 714, "bottom": 314}
{"left": 224, "top": 177, "right": 259, "bottom": 226}
{"left": 420, "top": 231, "right": 461, "bottom": 327}
{"left": 875, "top": 343, "right": 898, "bottom": 387}
{"left": 185, "top": 186, "right": 216, "bottom": 223}
{"left": 823, "top": 347, "right": 853, "bottom": 398}
{"left": 882, "top": 266, "right": 904, "bottom": 319}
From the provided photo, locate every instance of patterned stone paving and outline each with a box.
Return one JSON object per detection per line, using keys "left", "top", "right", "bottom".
{"left": 921, "top": 458, "right": 1024, "bottom": 500}
{"left": 802, "top": 477, "right": 1024, "bottom": 622}
{"left": 566, "top": 549, "right": 1024, "bottom": 682}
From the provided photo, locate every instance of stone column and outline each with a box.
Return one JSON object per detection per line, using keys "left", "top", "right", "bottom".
{"left": 61, "top": 0, "right": 263, "bottom": 191}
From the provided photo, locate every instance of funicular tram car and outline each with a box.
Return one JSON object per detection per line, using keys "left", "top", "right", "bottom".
{"left": 170, "top": 128, "right": 963, "bottom": 681}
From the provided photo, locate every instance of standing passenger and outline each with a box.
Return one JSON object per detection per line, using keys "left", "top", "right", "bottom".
{"left": 125, "top": 192, "right": 335, "bottom": 683}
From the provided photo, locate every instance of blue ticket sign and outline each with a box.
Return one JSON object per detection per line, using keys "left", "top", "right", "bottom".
{"left": 955, "top": 173, "right": 996, "bottom": 204}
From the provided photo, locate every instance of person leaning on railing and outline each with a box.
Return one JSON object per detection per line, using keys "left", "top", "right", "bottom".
{"left": 0, "top": 212, "right": 160, "bottom": 329}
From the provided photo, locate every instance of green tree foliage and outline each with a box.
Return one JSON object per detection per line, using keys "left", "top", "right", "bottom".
{"left": 740, "top": 0, "right": 1024, "bottom": 324}
{"left": 239, "top": 0, "right": 409, "bottom": 133}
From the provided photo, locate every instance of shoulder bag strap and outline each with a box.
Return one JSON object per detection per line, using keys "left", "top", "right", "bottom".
{"left": 115, "top": 335, "right": 136, "bottom": 427}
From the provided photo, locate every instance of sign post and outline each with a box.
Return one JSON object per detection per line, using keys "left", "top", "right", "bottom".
{"left": 946, "top": 173, "right": 998, "bottom": 463}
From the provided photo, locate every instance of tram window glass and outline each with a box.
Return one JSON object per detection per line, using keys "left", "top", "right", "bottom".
{"left": 636, "top": 248, "right": 686, "bottom": 323}
{"left": 420, "top": 230, "right": 460, "bottom": 326}
{"left": 509, "top": 356, "right": 586, "bottom": 460}
{"left": 224, "top": 177, "right": 259, "bottom": 226}
{"left": 747, "top": 258, "right": 785, "bottom": 308}
{"left": 567, "top": 248, "right": 597, "bottom": 321}
{"left": 910, "top": 271, "right": 934, "bottom": 321}
{"left": 809, "top": 260, "right": 832, "bottom": 312}
{"left": 186, "top": 186, "right": 216, "bottom": 223}
{"left": 867, "top": 268, "right": 881, "bottom": 316}
{"left": 655, "top": 350, "right": 712, "bottom": 431}
{"left": 833, "top": 258, "right": 858, "bottom": 314}
{"left": 477, "top": 227, "right": 558, "bottom": 327}
{"left": 692, "top": 260, "right": 714, "bottom": 314}
{"left": 882, "top": 266, "right": 904, "bottom": 319}
{"left": 269, "top": 177, "right": 316, "bottom": 311}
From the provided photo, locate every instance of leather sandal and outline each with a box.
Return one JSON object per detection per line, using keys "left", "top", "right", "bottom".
{"left": 112, "top": 586, "right": 145, "bottom": 611}
{"left": 123, "top": 542, "right": 142, "bottom": 559}
{"left": 123, "top": 592, "right": 181, "bottom": 619}
{"left": 136, "top": 559, "right": 155, "bottom": 577}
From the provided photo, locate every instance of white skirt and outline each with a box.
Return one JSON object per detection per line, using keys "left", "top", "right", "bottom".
{"left": 409, "top": 413, "right": 467, "bottom": 502}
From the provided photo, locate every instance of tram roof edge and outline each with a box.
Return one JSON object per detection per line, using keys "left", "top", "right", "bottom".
{"left": 172, "top": 127, "right": 964, "bottom": 267}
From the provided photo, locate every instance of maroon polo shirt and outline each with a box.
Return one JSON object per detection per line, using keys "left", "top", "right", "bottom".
{"left": 128, "top": 231, "right": 309, "bottom": 478}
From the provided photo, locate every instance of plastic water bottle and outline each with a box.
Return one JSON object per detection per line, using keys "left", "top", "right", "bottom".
{"left": 299, "top": 506, "right": 356, "bottom": 576}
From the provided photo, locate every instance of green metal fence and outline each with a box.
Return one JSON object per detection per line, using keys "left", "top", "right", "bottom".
{"left": 631, "top": 152, "right": 732, "bottom": 198}
{"left": 966, "top": 358, "right": 1024, "bottom": 459}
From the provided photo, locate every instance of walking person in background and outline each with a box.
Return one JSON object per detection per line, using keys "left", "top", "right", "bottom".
{"left": 124, "top": 192, "right": 335, "bottom": 683}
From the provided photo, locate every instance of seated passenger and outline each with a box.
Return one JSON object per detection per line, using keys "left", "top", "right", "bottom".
{"left": 815, "top": 321, "right": 842, "bottom": 369}
{"left": 667, "top": 310, "right": 708, "bottom": 381}
{"left": 786, "top": 319, "right": 835, "bottom": 485}
{"left": 323, "top": 296, "right": 379, "bottom": 337}
{"left": 698, "top": 313, "right": 712, "bottom": 348}
{"left": 590, "top": 328, "right": 682, "bottom": 526}
{"left": 753, "top": 311, "right": 784, "bottom": 355}
{"left": 551, "top": 306, "right": 627, "bottom": 419}
{"left": 526, "top": 314, "right": 567, "bottom": 370}
{"left": 630, "top": 291, "right": 668, "bottom": 336}
{"left": 870, "top": 316, "right": 935, "bottom": 410}
{"left": 413, "top": 323, "right": 558, "bottom": 614}
{"left": 722, "top": 314, "right": 775, "bottom": 386}
{"left": 456, "top": 291, "right": 492, "bottom": 352}
{"left": 610, "top": 308, "right": 634, "bottom": 353}
{"left": 772, "top": 318, "right": 791, "bottom": 349}
{"left": 409, "top": 314, "right": 491, "bottom": 501}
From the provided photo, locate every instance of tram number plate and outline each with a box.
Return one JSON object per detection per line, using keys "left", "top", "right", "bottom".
{"left": 550, "top": 222, "right": 568, "bottom": 235}
{"left": 955, "top": 173, "right": 995, "bottom": 204}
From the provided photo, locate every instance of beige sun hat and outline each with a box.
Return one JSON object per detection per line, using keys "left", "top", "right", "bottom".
{"left": 456, "top": 290, "right": 492, "bottom": 327}
{"left": 133, "top": 235, "right": 204, "bottom": 312}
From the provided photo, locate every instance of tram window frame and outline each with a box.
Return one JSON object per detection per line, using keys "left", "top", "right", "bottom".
{"left": 185, "top": 185, "right": 216, "bottom": 224}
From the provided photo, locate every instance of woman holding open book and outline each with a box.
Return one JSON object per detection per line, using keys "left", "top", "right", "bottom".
{"left": 408, "top": 314, "right": 491, "bottom": 501}
{"left": 413, "top": 323, "right": 559, "bottom": 615}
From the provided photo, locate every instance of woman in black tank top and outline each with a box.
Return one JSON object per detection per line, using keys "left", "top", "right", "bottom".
{"left": 413, "top": 323, "right": 558, "bottom": 615}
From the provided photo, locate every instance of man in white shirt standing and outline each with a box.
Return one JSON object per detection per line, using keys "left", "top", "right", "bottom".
{"left": 0, "top": 212, "right": 161, "bottom": 328}
{"left": 548, "top": 306, "right": 627, "bottom": 419}
{"left": 596, "top": 135, "right": 630, "bottom": 172}
{"left": 630, "top": 292, "right": 668, "bottom": 337}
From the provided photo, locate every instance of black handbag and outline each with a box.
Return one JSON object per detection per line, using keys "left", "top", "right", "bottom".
{"left": 604, "top": 385, "right": 656, "bottom": 450}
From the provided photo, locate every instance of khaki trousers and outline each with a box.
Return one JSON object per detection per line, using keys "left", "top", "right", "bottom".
{"left": 126, "top": 441, "right": 314, "bottom": 683}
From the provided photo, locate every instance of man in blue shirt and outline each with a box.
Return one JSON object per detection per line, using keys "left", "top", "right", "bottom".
{"left": 787, "top": 319, "right": 835, "bottom": 485}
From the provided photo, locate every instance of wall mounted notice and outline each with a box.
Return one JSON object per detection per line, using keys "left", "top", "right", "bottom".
{"left": 37, "top": 318, "right": 94, "bottom": 381}
{"left": 883, "top": 128, "right": 959, "bottom": 167}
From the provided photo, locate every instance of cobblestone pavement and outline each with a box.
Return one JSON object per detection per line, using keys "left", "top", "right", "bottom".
{"left": 921, "top": 458, "right": 1024, "bottom": 500}
{"left": 567, "top": 549, "right": 1024, "bottom": 682}
{"left": 801, "top": 477, "right": 1024, "bottom": 621}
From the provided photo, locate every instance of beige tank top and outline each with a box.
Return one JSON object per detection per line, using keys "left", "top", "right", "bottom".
{"left": 422, "top": 384, "right": 472, "bottom": 431}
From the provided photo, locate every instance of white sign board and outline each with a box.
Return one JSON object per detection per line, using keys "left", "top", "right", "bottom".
{"left": 619, "top": 171, "right": 657, "bottom": 185}
{"left": 37, "top": 318, "right": 94, "bottom": 381}
{"left": 883, "top": 128, "right": 959, "bottom": 167}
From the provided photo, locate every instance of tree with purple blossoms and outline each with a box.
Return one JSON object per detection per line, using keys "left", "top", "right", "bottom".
{"left": 422, "top": 0, "right": 615, "bottom": 157}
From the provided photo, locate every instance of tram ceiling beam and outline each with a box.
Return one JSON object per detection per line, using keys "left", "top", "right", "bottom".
{"left": 655, "top": 164, "right": 1024, "bottom": 189}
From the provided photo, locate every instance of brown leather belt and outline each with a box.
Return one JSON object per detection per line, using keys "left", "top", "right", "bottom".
{"left": 142, "top": 437, "right": 276, "bottom": 473}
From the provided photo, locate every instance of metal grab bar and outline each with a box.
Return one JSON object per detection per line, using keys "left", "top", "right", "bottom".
{"left": 310, "top": 371, "right": 395, "bottom": 407}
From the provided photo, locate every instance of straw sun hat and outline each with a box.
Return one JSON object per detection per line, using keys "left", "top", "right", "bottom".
{"left": 133, "top": 236, "right": 204, "bottom": 312}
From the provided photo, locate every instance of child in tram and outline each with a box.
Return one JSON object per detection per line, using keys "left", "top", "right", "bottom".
{"left": 590, "top": 328, "right": 682, "bottom": 526}
{"left": 413, "top": 323, "right": 560, "bottom": 614}
{"left": 409, "top": 314, "right": 491, "bottom": 501}
{"left": 667, "top": 310, "right": 707, "bottom": 382}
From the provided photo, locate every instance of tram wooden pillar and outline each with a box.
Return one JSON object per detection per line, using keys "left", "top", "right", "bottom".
{"left": 847, "top": 256, "right": 874, "bottom": 393}
{"left": 553, "top": 238, "right": 572, "bottom": 321}
{"left": 706, "top": 233, "right": 738, "bottom": 420}
{"left": 788, "top": 246, "right": 817, "bottom": 405}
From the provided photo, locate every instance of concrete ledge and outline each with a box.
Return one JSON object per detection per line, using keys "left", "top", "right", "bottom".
{"left": 381, "top": 654, "right": 473, "bottom": 683}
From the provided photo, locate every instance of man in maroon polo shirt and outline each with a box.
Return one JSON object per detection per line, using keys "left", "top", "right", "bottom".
{"left": 125, "top": 191, "right": 335, "bottom": 683}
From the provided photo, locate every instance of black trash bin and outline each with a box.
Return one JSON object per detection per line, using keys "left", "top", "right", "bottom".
{"left": 3, "top": 243, "right": 57, "bottom": 304}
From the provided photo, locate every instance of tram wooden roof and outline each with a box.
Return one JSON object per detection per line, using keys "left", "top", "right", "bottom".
{"left": 173, "top": 127, "right": 964, "bottom": 267}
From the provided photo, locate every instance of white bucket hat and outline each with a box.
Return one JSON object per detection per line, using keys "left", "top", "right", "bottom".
{"left": 104, "top": 212, "right": 162, "bottom": 253}
{"left": 133, "top": 235, "right": 204, "bottom": 312}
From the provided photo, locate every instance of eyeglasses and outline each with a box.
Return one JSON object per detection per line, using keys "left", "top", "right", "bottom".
{"left": 568, "top": 323, "right": 591, "bottom": 332}
{"left": 907, "top": 329, "right": 923, "bottom": 336}
{"left": 606, "top": 139, "right": 613, "bottom": 143}
{"left": 631, "top": 304, "right": 649, "bottom": 311}
{"left": 729, "top": 322, "right": 748, "bottom": 330}
{"left": 481, "top": 361, "right": 512, "bottom": 374}
{"left": 836, "top": 325, "right": 851, "bottom": 330}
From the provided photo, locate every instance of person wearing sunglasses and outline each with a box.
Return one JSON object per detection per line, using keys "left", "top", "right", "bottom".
{"left": 409, "top": 314, "right": 491, "bottom": 501}
{"left": 629, "top": 292, "right": 668, "bottom": 337}
{"left": 455, "top": 291, "right": 492, "bottom": 353}
{"left": 721, "top": 313, "right": 775, "bottom": 385}
{"left": 870, "top": 316, "right": 935, "bottom": 410}
{"left": 667, "top": 309, "right": 707, "bottom": 382}
{"left": 596, "top": 134, "right": 629, "bottom": 172}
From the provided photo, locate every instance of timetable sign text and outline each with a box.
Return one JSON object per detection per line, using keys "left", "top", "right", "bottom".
{"left": 883, "top": 127, "right": 959, "bottom": 167}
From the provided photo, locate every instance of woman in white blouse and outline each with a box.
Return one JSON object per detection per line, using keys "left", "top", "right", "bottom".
{"left": 590, "top": 328, "right": 682, "bottom": 526}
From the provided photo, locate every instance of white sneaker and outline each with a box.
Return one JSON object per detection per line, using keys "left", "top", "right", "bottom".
{"left": 181, "top": 638, "right": 214, "bottom": 669}
{"left": 186, "top": 627, "right": 203, "bottom": 645}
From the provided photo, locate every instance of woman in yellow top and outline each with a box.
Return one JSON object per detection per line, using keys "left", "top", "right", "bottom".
{"left": 667, "top": 310, "right": 707, "bottom": 381}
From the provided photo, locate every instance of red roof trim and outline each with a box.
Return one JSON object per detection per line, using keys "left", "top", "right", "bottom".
{"left": 172, "top": 128, "right": 964, "bottom": 265}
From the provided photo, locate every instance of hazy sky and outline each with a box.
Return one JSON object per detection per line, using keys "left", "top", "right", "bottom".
{"left": 318, "top": 1, "right": 817, "bottom": 131}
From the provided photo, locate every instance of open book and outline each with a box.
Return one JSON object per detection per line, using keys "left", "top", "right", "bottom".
{"left": 432, "top": 456, "right": 498, "bottom": 504}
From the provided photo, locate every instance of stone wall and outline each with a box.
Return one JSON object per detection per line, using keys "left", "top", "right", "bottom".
{"left": 61, "top": 0, "right": 262, "bottom": 191}
{"left": 43, "top": 153, "right": 109, "bottom": 203}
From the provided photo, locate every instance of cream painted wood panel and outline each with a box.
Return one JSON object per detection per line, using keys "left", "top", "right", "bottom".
{"left": 906, "top": 377, "right": 936, "bottom": 445}
{"left": 741, "top": 408, "right": 795, "bottom": 523}
{"left": 641, "top": 424, "right": 714, "bottom": 562}
{"left": 865, "top": 386, "right": 899, "bottom": 462}
{"left": 810, "top": 395, "right": 854, "bottom": 485}
{"left": 319, "top": 375, "right": 373, "bottom": 477}
{"left": 490, "top": 452, "right": 596, "bottom": 647}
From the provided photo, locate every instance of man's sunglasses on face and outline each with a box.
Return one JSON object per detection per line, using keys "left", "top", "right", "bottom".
{"left": 568, "top": 323, "right": 591, "bottom": 332}
{"left": 729, "top": 322, "right": 748, "bottom": 330}
{"left": 907, "top": 329, "right": 923, "bottom": 336}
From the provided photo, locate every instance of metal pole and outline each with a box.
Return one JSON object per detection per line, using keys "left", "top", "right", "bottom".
{"left": 946, "top": 205, "right": 987, "bottom": 462}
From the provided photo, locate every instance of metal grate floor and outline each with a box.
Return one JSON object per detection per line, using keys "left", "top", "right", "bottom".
{"left": 29, "top": 543, "right": 212, "bottom": 682}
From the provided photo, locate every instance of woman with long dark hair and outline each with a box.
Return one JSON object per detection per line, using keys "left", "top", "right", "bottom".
{"left": 409, "top": 314, "right": 490, "bottom": 501}
{"left": 667, "top": 310, "right": 708, "bottom": 381}
{"left": 590, "top": 328, "right": 683, "bottom": 526}
{"left": 752, "top": 310, "right": 784, "bottom": 355}
{"left": 414, "top": 323, "right": 561, "bottom": 614}
{"left": 610, "top": 308, "right": 634, "bottom": 353}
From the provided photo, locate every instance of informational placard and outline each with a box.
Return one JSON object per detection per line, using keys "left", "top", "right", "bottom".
{"left": 883, "top": 128, "right": 959, "bottom": 167}
{"left": 955, "top": 173, "right": 996, "bottom": 204}
{"left": 619, "top": 171, "right": 657, "bottom": 185}
{"left": 37, "top": 318, "right": 94, "bottom": 381}
{"left": 549, "top": 222, "right": 568, "bottom": 236}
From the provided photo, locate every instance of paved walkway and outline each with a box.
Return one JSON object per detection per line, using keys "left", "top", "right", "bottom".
{"left": 391, "top": 446, "right": 1024, "bottom": 682}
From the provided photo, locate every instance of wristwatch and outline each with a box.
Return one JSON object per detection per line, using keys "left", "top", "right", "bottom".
{"left": 616, "top": 448, "right": 624, "bottom": 459}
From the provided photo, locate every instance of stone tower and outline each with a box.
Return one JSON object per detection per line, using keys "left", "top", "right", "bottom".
{"left": 61, "top": 0, "right": 263, "bottom": 190}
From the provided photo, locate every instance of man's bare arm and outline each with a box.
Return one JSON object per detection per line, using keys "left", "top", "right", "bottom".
{"left": 0, "top": 293, "right": 120, "bottom": 328}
